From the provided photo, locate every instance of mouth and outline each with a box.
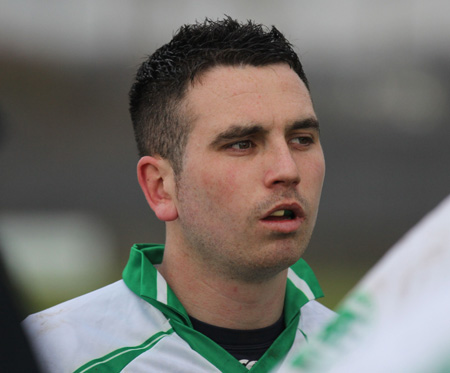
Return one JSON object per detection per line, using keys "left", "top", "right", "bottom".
{"left": 262, "top": 204, "right": 304, "bottom": 221}
{"left": 262, "top": 209, "right": 296, "bottom": 220}
{"left": 260, "top": 203, "right": 305, "bottom": 233}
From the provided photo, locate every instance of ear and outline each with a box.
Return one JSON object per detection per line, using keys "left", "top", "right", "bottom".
{"left": 137, "top": 156, "right": 178, "bottom": 222}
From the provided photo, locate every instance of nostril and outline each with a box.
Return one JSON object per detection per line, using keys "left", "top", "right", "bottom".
{"left": 271, "top": 177, "right": 300, "bottom": 187}
{"left": 265, "top": 169, "right": 300, "bottom": 187}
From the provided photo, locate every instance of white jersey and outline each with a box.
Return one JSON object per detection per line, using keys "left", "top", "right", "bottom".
{"left": 23, "top": 244, "right": 335, "bottom": 372}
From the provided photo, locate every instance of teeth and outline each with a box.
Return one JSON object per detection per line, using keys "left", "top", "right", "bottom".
{"left": 270, "top": 210, "right": 286, "bottom": 217}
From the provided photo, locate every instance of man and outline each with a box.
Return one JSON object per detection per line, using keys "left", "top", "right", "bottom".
{"left": 23, "top": 17, "right": 334, "bottom": 372}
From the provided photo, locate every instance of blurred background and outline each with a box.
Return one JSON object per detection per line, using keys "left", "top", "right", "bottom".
{"left": 1, "top": 0, "right": 449, "bottom": 314}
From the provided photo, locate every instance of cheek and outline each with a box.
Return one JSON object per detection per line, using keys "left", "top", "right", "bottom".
{"left": 302, "top": 156, "right": 326, "bottom": 195}
{"left": 314, "top": 158, "right": 326, "bottom": 185}
{"left": 199, "top": 166, "right": 242, "bottom": 207}
{"left": 310, "top": 148, "right": 325, "bottom": 178}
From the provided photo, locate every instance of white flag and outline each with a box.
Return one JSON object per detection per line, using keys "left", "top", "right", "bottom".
{"left": 282, "top": 195, "right": 450, "bottom": 373}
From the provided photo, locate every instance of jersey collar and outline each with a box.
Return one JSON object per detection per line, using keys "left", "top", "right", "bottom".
{"left": 123, "top": 243, "right": 323, "bottom": 326}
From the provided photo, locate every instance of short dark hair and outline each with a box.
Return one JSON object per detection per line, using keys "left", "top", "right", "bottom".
{"left": 129, "top": 16, "right": 309, "bottom": 175}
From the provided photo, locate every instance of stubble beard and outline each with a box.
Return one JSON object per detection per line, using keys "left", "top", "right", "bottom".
{"left": 176, "top": 179, "right": 317, "bottom": 284}
{"left": 179, "top": 218, "right": 314, "bottom": 284}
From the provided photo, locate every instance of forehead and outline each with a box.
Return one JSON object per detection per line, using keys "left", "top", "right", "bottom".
{"left": 183, "top": 64, "right": 316, "bottom": 138}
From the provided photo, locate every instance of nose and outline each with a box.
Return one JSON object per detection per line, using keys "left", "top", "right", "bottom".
{"left": 263, "top": 144, "right": 300, "bottom": 188}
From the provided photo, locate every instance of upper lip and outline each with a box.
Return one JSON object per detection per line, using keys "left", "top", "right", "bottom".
{"left": 261, "top": 202, "right": 305, "bottom": 220}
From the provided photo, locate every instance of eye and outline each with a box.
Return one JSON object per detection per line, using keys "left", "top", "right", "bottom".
{"left": 290, "top": 136, "right": 314, "bottom": 146}
{"left": 228, "top": 140, "right": 254, "bottom": 150}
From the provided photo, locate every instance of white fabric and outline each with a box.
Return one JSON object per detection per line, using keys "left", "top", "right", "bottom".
{"left": 282, "top": 195, "right": 450, "bottom": 373}
{"left": 23, "top": 280, "right": 334, "bottom": 372}
{"left": 23, "top": 281, "right": 168, "bottom": 372}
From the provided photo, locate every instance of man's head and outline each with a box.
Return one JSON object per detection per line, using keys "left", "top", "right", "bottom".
{"left": 129, "top": 17, "right": 310, "bottom": 175}
{"left": 134, "top": 18, "right": 325, "bottom": 283}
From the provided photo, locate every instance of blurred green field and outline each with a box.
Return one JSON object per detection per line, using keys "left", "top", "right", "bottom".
{"left": 308, "top": 261, "right": 373, "bottom": 310}
{"left": 16, "top": 269, "right": 123, "bottom": 317}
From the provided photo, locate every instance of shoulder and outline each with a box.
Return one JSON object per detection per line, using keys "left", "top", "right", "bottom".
{"left": 22, "top": 280, "right": 168, "bottom": 372}
{"left": 298, "top": 300, "right": 336, "bottom": 337}
{"left": 23, "top": 280, "right": 148, "bottom": 337}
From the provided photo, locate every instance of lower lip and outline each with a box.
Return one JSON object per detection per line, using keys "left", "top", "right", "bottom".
{"left": 259, "top": 216, "right": 305, "bottom": 234}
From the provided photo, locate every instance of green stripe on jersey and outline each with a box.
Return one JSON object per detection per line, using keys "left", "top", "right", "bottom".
{"left": 121, "top": 244, "right": 324, "bottom": 372}
{"left": 168, "top": 312, "right": 302, "bottom": 372}
{"left": 74, "top": 329, "right": 174, "bottom": 373}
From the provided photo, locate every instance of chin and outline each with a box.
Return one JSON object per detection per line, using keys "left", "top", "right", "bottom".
{"left": 229, "top": 248, "right": 304, "bottom": 284}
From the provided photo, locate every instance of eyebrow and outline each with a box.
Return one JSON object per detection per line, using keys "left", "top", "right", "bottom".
{"left": 209, "top": 117, "right": 320, "bottom": 148}
{"left": 287, "top": 118, "right": 320, "bottom": 134}
{"left": 209, "top": 124, "right": 268, "bottom": 148}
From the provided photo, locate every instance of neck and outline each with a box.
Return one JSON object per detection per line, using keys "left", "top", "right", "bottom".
{"left": 158, "top": 237, "right": 288, "bottom": 330}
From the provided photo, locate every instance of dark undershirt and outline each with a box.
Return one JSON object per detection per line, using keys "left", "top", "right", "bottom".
{"left": 189, "top": 314, "right": 285, "bottom": 368}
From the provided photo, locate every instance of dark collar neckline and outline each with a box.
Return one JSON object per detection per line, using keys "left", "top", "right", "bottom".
{"left": 189, "top": 313, "right": 285, "bottom": 348}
